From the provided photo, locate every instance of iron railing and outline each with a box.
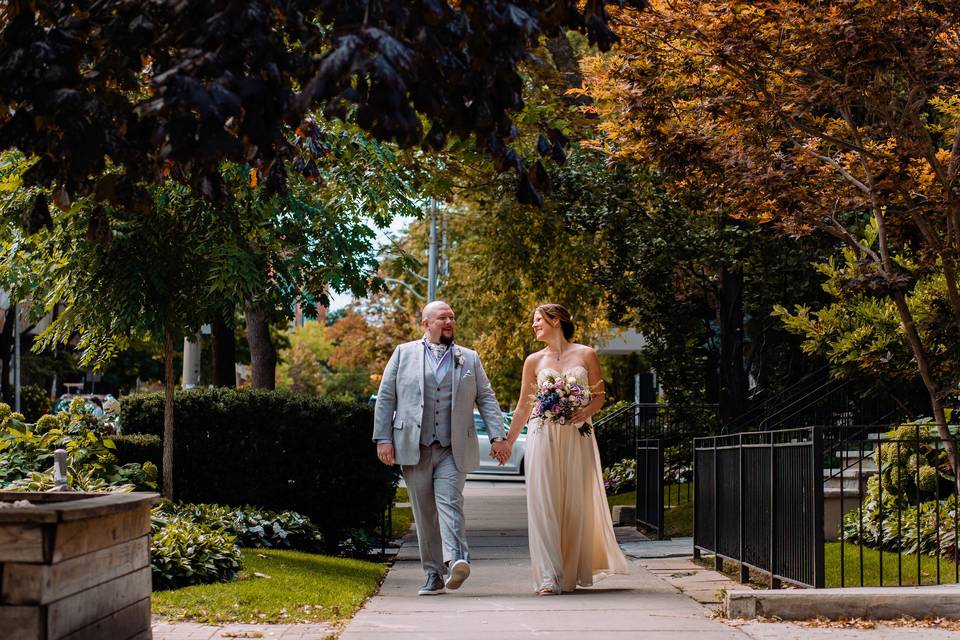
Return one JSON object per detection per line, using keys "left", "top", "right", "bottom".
{"left": 694, "top": 428, "right": 824, "bottom": 588}
{"left": 694, "top": 425, "right": 960, "bottom": 588}
{"left": 725, "top": 370, "right": 922, "bottom": 435}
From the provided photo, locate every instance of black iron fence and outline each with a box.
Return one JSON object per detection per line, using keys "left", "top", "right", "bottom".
{"left": 694, "top": 428, "right": 825, "bottom": 588}
{"left": 636, "top": 437, "right": 664, "bottom": 537}
{"left": 694, "top": 425, "right": 960, "bottom": 588}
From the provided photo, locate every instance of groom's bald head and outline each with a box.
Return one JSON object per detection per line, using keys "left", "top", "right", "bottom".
{"left": 421, "top": 300, "right": 452, "bottom": 322}
{"left": 421, "top": 301, "right": 456, "bottom": 344}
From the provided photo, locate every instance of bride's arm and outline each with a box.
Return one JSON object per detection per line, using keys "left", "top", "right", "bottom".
{"left": 573, "top": 347, "right": 605, "bottom": 424}
{"left": 506, "top": 356, "right": 537, "bottom": 446}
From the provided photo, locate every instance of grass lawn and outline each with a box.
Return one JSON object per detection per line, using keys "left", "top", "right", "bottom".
{"left": 395, "top": 486, "right": 408, "bottom": 503}
{"left": 152, "top": 548, "right": 387, "bottom": 624}
{"left": 607, "top": 483, "right": 694, "bottom": 538}
{"left": 390, "top": 506, "right": 413, "bottom": 538}
{"left": 825, "top": 542, "right": 960, "bottom": 588}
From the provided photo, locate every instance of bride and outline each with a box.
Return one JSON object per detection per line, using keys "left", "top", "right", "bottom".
{"left": 503, "top": 303, "right": 629, "bottom": 595}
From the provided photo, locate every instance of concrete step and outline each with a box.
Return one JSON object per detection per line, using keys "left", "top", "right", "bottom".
{"left": 823, "top": 486, "right": 862, "bottom": 499}
{"left": 823, "top": 476, "right": 861, "bottom": 491}
{"left": 823, "top": 466, "right": 879, "bottom": 479}
{"left": 832, "top": 459, "right": 879, "bottom": 473}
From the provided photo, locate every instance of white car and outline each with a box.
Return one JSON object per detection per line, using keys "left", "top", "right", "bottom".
{"left": 474, "top": 411, "right": 527, "bottom": 475}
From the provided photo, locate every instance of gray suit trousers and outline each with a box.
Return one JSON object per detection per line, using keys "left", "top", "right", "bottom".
{"left": 402, "top": 443, "right": 469, "bottom": 578}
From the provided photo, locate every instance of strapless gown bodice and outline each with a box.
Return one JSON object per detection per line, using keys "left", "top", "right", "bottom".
{"left": 536, "top": 365, "right": 589, "bottom": 386}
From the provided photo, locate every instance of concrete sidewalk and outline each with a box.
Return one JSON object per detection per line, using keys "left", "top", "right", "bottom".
{"left": 339, "top": 482, "right": 744, "bottom": 640}
{"left": 338, "top": 481, "right": 960, "bottom": 640}
{"left": 154, "top": 481, "right": 960, "bottom": 639}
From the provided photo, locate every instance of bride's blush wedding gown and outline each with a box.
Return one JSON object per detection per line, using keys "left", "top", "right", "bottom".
{"left": 525, "top": 366, "right": 630, "bottom": 593}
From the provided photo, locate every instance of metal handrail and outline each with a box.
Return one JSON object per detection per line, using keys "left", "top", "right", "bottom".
{"left": 724, "top": 365, "right": 834, "bottom": 433}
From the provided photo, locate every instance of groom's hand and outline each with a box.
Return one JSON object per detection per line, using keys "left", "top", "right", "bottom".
{"left": 377, "top": 442, "right": 396, "bottom": 466}
{"left": 490, "top": 440, "right": 512, "bottom": 465}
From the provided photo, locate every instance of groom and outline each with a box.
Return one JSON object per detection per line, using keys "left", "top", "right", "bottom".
{"left": 373, "top": 301, "right": 511, "bottom": 595}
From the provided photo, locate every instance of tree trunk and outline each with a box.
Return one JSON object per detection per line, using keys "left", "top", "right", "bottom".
{"left": 211, "top": 316, "right": 236, "bottom": 387}
{"left": 718, "top": 263, "right": 749, "bottom": 431}
{"left": 0, "top": 307, "right": 12, "bottom": 402}
{"left": 162, "top": 328, "right": 176, "bottom": 499}
{"left": 891, "top": 290, "right": 960, "bottom": 493}
{"left": 245, "top": 305, "right": 276, "bottom": 390}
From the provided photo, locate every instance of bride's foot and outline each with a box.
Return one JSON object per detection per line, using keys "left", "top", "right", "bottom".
{"left": 535, "top": 579, "right": 560, "bottom": 595}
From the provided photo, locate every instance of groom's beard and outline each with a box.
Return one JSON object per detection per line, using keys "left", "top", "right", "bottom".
{"left": 439, "top": 332, "right": 454, "bottom": 345}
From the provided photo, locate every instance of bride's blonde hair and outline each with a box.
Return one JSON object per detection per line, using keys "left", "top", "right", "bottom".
{"left": 535, "top": 304, "right": 575, "bottom": 340}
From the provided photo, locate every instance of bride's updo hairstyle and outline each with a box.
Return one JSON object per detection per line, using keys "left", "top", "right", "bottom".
{"left": 536, "top": 304, "right": 575, "bottom": 340}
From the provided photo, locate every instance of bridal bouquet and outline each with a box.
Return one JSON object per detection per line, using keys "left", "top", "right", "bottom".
{"left": 531, "top": 373, "right": 593, "bottom": 436}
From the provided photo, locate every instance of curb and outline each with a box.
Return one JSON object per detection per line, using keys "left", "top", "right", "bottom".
{"left": 726, "top": 584, "right": 960, "bottom": 620}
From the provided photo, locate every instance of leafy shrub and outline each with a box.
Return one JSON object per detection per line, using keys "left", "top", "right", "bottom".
{"left": 869, "top": 423, "right": 953, "bottom": 502}
{"left": 150, "top": 512, "right": 242, "bottom": 591}
{"left": 0, "top": 401, "right": 155, "bottom": 491}
{"left": 158, "top": 501, "right": 324, "bottom": 551}
{"left": 603, "top": 458, "right": 636, "bottom": 495}
{"left": 841, "top": 475, "right": 959, "bottom": 558}
{"left": 18, "top": 385, "right": 51, "bottom": 422}
{"left": 121, "top": 388, "right": 398, "bottom": 549}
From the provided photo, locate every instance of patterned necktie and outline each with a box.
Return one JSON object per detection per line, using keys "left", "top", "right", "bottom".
{"left": 426, "top": 340, "right": 448, "bottom": 362}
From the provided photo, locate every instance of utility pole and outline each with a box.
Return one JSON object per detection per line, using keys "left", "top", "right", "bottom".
{"left": 427, "top": 199, "right": 438, "bottom": 302}
{"left": 181, "top": 332, "right": 201, "bottom": 389}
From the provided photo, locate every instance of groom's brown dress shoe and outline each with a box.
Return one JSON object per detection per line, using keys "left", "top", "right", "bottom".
{"left": 418, "top": 573, "right": 445, "bottom": 595}
{"left": 445, "top": 559, "right": 470, "bottom": 590}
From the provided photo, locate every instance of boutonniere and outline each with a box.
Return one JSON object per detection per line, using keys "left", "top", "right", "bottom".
{"left": 454, "top": 347, "right": 465, "bottom": 368}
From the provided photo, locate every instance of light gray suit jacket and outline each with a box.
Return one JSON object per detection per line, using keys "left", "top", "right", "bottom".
{"left": 372, "top": 340, "right": 505, "bottom": 473}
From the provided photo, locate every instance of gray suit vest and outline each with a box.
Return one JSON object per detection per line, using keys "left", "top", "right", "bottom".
{"left": 420, "top": 353, "right": 454, "bottom": 447}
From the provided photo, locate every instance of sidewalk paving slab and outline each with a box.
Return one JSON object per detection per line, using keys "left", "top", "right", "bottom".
{"left": 621, "top": 536, "right": 696, "bottom": 559}
{"left": 151, "top": 621, "right": 335, "bottom": 639}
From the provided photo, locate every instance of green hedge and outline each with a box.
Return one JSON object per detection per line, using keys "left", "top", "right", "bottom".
{"left": 121, "top": 388, "right": 398, "bottom": 550}
{"left": 113, "top": 434, "right": 163, "bottom": 469}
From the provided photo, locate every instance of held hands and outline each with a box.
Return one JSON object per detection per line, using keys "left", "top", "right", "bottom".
{"left": 490, "top": 439, "right": 512, "bottom": 465}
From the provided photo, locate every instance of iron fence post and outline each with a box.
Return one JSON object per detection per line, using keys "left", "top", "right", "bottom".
{"left": 714, "top": 436, "right": 722, "bottom": 572}
{"left": 769, "top": 434, "right": 780, "bottom": 589}
{"left": 812, "top": 427, "right": 825, "bottom": 588}
{"left": 657, "top": 438, "right": 665, "bottom": 540}
{"left": 693, "top": 436, "right": 700, "bottom": 560}
{"left": 738, "top": 438, "right": 748, "bottom": 583}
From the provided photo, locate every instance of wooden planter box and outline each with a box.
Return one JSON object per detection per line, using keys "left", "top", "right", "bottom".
{"left": 0, "top": 491, "right": 160, "bottom": 640}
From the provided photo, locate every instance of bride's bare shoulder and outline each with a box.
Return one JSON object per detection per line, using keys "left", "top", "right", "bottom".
{"left": 523, "top": 350, "right": 548, "bottom": 368}
{"left": 524, "top": 349, "right": 548, "bottom": 361}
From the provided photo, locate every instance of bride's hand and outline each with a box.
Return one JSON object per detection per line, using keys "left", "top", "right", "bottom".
{"left": 571, "top": 409, "right": 589, "bottom": 424}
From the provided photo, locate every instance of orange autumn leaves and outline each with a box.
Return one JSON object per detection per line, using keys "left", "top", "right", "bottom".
{"left": 578, "top": 1, "right": 960, "bottom": 240}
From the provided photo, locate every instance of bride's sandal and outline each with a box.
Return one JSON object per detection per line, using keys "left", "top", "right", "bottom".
{"left": 536, "top": 579, "right": 560, "bottom": 596}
